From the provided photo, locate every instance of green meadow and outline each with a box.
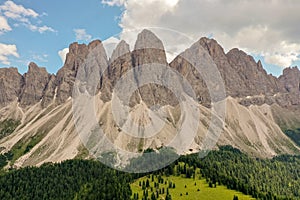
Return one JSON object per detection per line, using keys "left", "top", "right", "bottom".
{"left": 131, "top": 168, "right": 255, "bottom": 200}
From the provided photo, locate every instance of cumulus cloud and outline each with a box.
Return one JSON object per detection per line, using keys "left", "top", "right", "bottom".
{"left": 74, "top": 29, "right": 92, "bottom": 41}
{"left": 0, "top": 0, "right": 38, "bottom": 19}
{"left": 58, "top": 48, "right": 69, "bottom": 64}
{"left": 0, "top": 1, "right": 55, "bottom": 34}
{"left": 103, "top": 0, "right": 300, "bottom": 69}
{"left": 0, "top": 43, "right": 19, "bottom": 65}
{"left": 0, "top": 16, "right": 11, "bottom": 34}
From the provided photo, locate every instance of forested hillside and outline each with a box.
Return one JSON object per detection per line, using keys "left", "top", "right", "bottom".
{"left": 0, "top": 160, "right": 132, "bottom": 199}
{"left": 0, "top": 147, "right": 299, "bottom": 199}
{"left": 180, "top": 146, "right": 300, "bottom": 200}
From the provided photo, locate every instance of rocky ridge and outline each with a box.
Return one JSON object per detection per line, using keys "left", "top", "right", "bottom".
{"left": 0, "top": 29, "right": 300, "bottom": 168}
{"left": 0, "top": 30, "right": 298, "bottom": 109}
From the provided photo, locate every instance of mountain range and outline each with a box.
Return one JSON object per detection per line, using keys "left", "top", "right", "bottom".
{"left": 0, "top": 29, "right": 300, "bottom": 168}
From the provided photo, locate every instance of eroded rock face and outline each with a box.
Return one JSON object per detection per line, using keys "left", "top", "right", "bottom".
{"left": 56, "top": 40, "right": 107, "bottom": 103}
{"left": 100, "top": 40, "right": 132, "bottom": 102}
{"left": 199, "top": 38, "right": 249, "bottom": 98}
{"left": 278, "top": 67, "right": 300, "bottom": 106}
{"left": 56, "top": 42, "right": 90, "bottom": 104}
{"left": 196, "top": 37, "right": 300, "bottom": 107}
{"left": 132, "top": 29, "right": 167, "bottom": 66}
{"left": 132, "top": 29, "right": 178, "bottom": 107}
{"left": 199, "top": 38, "right": 281, "bottom": 99}
{"left": 0, "top": 29, "right": 299, "bottom": 110}
{"left": 279, "top": 67, "right": 300, "bottom": 94}
{"left": 170, "top": 41, "right": 212, "bottom": 106}
{"left": 0, "top": 68, "right": 22, "bottom": 106}
{"left": 226, "top": 48, "right": 280, "bottom": 96}
{"left": 101, "top": 30, "right": 178, "bottom": 107}
{"left": 41, "top": 74, "right": 57, "bottom": 107}
{"left": 19, "top": 62, "right": 50, "bottom": 106}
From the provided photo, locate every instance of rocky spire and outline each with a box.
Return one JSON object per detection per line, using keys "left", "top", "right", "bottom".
{"left": 0, "top": 68, "right": 22, "bottom": 106}
{"left": 56, "top": 40, "right": 108, "bottom": 103}
{"left": 110, "top": 40, "right": 130, "bottom": 63}
{"left": 132, "top": 29, "right": 167, "bottom": 66}
{"left": 101, "top": 40, "right": 132, "bottom": 102}
{"left": 19, "top": 62, "right": 50, "bottom": 106}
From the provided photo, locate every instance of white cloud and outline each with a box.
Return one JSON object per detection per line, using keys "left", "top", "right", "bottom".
{"left": 101, "top": 0, "right": 126, "bottom": 6}
{"left": 0, "top": 15, "right": 11, "bottom": 34}
{"left": 74, "top": 29, "right": 92, "bottom": 41}
{"left": 58, "top": 48, "right": 69, "bottom": 64}
{"left": 0, "top": 1, "right": 55, "bottom": 34}
{"left": 263, "top": 41, "right": 300, "bottom": 68}
{"left": 103, "top": 0, "right": 300, "bottom": 68}
{"left": 26, "top": 24, "right": 56, "bottom": 33}
{"left": 0, "top": 43, "right": 19, "bottom": 65}
{"left": 0, "top": 1, "right": 38, "bottom": 19}
{"left": 32, "top": 53, "right": 48, "bottom": 63}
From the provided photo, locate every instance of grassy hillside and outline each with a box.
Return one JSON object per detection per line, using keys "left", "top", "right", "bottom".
{"left": 131, "top": 168, "right": 255, "bottom": 200}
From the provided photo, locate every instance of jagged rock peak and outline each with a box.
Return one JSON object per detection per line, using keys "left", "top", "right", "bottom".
{"left": 88, "top": 39, "right": 102, "bottom": 50}
{"left": 69, "top": 40, "right": 103, "bottom": 53}
{"left": 20, "top": 62, "right": 50, "bottom": 106}
{"left": 111, "top": 40, "right": 130, "bottom": 62}
{"left": 132, "top": 29, "right": 167, "bottom": 66}
{"left": 282, "top": 66, "right": 300, "bottom": 75}
{"left": 257, "top": 60, "right": 263, "bottom": 68}
{"left": 68, "top": 42, "right": 88, "bottom": 56}
{"left": 27, "top": 62, "right": 48, "bottom": 74}
{"left": 134, "top": 29, "right": 165, "bottom": 51}
{"left": 226, "top": 48, "right": 259, "bottom": 68}
{"left": 227, "top": 48, "right": 248, "bottom": 57}
{"left": 199, "top": 37, "right": 226, "bottom": 58}
{"left": 28, "top": 62, "right": 39, "bottom": 70}
{"left": 86, "top": 39, "right": 108, "bottom": 62}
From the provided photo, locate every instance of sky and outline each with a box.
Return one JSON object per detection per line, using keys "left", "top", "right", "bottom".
{"left": 0, "top": 0, "right": 300, "bottom": 76}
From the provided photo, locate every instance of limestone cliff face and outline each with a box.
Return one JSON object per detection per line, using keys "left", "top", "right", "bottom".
{"left": 55, "top": 40, "right": 107, "bottom": 103}
{"left": 226, "top": 48, "right": 280, "bottom": 96}
{"left": 279, "top": 67, "right": 300, "bottom": 94}
{"left": 100, "top": 40, "right": 132, "bottom": 102}
{"left": 101, "top": 30, "right": 178, "bottom": 107}
{"left": 1, "top": 29, "right": 299, "bottom": 109}
{"left": 19, "top": 62, "right": 50, "bottom": 106}
{"left": 278, "top": 67, "right": 300, "bottom": 106}
{"left": 131, "top": 29, "right": 177, "bottom": 107}
{"left": 132, "top": 29, "right": 168, "bottom": 66}
{"left": 41, "top": 74, "right": 56, "bottom": 107}
{"left": 0, "top": 68, "right": 22, "bottom": 107}
{"left": 199, "top": 38, "right": 281, "bottom": 98}
{"left": 55, "top": 42, "right": 90, "bottom": 104}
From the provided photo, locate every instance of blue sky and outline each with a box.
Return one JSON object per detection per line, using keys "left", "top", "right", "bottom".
{"left": 0, "top": 0, "right": 122, "bottom": 74}
{"left": 0, "top": 0, "right": 299, "bottom": 77}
